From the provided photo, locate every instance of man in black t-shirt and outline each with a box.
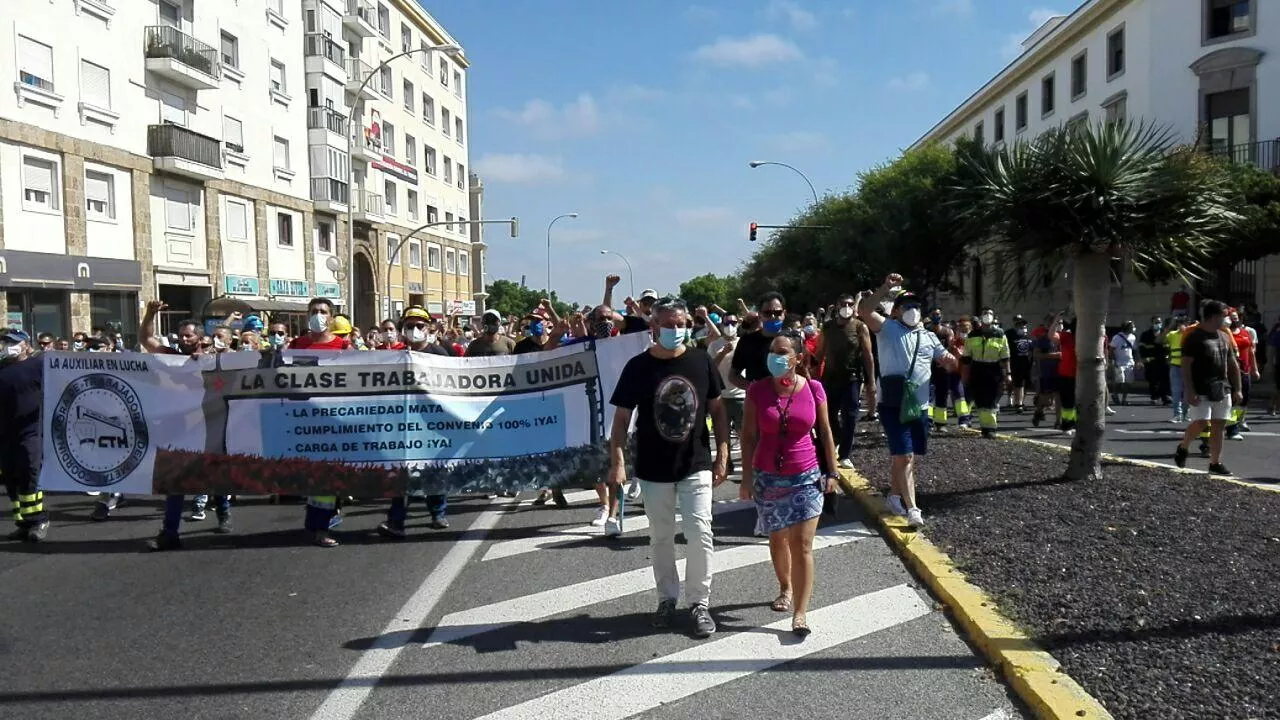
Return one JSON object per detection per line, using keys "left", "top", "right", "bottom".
{"left": 1005, "top": 315, "right": 1034, "bottom": 413}
{"left": 730, "top": 291, "right": 787, "bottom": 390}
{"left": 1174, "top": 300, "right": 1242, "bottom": 475}
{"left": 609, "top": 299, "right": 729, "bottom": 639}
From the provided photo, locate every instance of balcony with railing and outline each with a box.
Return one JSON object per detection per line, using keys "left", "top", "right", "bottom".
{"left": 148, "top": 123, "right": 223, "bottom": 181}
{"left": 144, "top": 25, "right": 220, "bottom": 90}
{"left": 311, "top": 177, "right": 349, "bottom": 212}
{"left": 1209, "top": 139, "right": 1280, "bottom": 172}
{"left": 304, "top": 33, "right": 346, "bottom": 74}
{"left": 344, "top": 58, "right": 377, "bottom": 100}
{"left": 308, "top": 107, "right": 349, "bottom": 137}
{"left": 353, "top": 190, "right": 385, "bottom": 222}
{"left": 343, "top": 0, "right": 378, "bottom": 37}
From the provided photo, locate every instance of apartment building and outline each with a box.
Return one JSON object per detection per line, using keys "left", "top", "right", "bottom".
{"left": 0, "top": 0, "right": 475, "bottom": 338}
{"left": 914, "top": 0, "right": 1280, "bottom": 323}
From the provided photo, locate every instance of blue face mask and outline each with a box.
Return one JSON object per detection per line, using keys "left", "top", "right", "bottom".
{"left": 763, "top": 318, "right": 784, "bottom": 334}
{"left": 767, "top": 353, "right": 792, "bottom": 378}
{"left": 528, "top": 321, "right": 544, "bottom": 337}
{"left": 658, "top": 327, "right": 689, "bottom": 350}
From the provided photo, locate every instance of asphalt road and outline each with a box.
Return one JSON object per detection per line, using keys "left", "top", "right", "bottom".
{"left": 0, "top": 480, "right": 1025, "bottom": 720}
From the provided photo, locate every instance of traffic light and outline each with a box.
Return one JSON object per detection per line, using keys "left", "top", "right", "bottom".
{"left": 748, "top": 222, "right": 758, "bottom": 242}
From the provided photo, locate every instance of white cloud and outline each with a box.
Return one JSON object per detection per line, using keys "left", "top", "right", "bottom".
{"left": 675, "top": 206, "right": 737, "bottom": 229}
{"left": 494, "top": 93, "right": 601, "bottom": 137}
{"left": 692, "top": 34, "right": 804, "bottom": 69}
{"left": 770, "top": 131, "right": 828, "bottom": 153}
{"left": 888, "top": 71, "right": 930, "bottom": 91}
{"left": 767, "top": 0, "right": 818, "bottom": 31}
{"left": 728, "top": 94, "right": 755, "bottom": 110}
{"left": 1002, "top": 8, "right": 1063, "bottom": 59}
{"left": 812, "top": 57, "right": 839, "bottom": 88}
{"left": 607, "top": 83, "right": 666, "bottom": 104}
{"left": 473, "top": 154, "right": 566, "bottom": 185}
{"left": 933, "top": 0, "right": 973, "bottom": 15}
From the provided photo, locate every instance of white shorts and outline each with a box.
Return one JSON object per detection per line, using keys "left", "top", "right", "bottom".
{"left": 1187, "top": 398, "right": 1232, "bottom": 422}
{"left": 1112, "top": 365, "right": 1135, "bottom": 383}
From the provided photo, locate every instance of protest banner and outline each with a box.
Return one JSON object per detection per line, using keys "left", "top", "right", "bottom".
{"left": 39, "top": 333, "right": 650, "bottom": 497}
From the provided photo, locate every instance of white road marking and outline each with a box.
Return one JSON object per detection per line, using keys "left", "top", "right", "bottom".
{"left": 481, "top": 499, "right": 752, "bottom": 562}
{"left": 308, "top": 498, "right": 511, "bottom": 720}
{"left": 976, "top": 710, "right": 1014, "bottom": 720}
{"left": 1116, "top": 428, "right": 1280, "bottom": 437}
{"left": 424, "top": 522, "right": 876, "bottom": 649}
{"left": 469, "top": 583, "right": 931, "bottom": 720}
{"left": 510, "top": 489, "right": 600, "bottom": 508}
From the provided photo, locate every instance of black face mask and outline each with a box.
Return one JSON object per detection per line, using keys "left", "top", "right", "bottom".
{"left": 592, "top": 319, "right": 614, "bottom": 338}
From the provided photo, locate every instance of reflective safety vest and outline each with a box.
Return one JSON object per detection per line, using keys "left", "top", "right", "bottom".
{"left": 1166, "top": 328, "right": 1184, "bottom": 367}
{"left": 963, "top": 330, "right": 1011, "bottom": 364}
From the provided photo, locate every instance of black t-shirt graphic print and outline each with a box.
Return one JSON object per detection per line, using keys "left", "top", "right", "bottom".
{"left": 610, "top": 348, "right": 723, "bottom": 483}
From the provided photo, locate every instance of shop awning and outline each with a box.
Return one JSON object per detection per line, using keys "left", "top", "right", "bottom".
{"left": 201, "top": 295, "right": 311, "bottom": 316}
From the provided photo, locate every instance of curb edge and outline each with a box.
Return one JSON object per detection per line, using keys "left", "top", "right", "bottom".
{"left": 836, "top": 469, "right": 1115, "bottom": 720}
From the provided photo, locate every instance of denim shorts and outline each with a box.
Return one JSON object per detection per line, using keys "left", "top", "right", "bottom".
{"left": 878, "top": 404, "right": 930, "bottom": 457}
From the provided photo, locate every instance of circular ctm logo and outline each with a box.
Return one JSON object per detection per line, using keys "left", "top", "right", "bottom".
{"left": 51, "top": 373, "right": 149, "bottom": 488}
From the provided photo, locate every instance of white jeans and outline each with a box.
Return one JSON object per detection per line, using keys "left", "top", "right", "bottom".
{"left": 640, "top": 470, "right": 714, "bottom": 607}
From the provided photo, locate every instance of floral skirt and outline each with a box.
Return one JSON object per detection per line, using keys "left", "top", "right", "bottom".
{"left": 754, "top": 467, "right": 824, "bottom": 535}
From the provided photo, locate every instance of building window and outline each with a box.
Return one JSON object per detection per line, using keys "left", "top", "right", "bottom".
{"left": 1107, "top": 26, "right": 1125, "bottom": 79}
{"left": 1103, "top": 93, "right": 1127, "bottom": 124}
{"left": 223, "top": 115, "right": 244, "bottom": 153}
{"left": 383, "top": 120, "right": 396, "bottom": 154}
{"left": 420, "top": 41, "right": 432, "bottom": 71}
{"left": 973, "top": 121, "right": 984, "bottom": 143}
{"left": 376, "top": 2, "right": 390, "bottom": 36}
{"left": 422, "top": 93, "right": 435, "bottom": 125}
{"left": 1206, "top": 88, "right": 1251, "bottom": 152}
{"left": 387, "top": 235, "right": 400, "bottom": 265}
{"left": 440, "top": 58, "right": 449, "bottom": 87}
{"left": 158, "top": 0, "right": 180, "bottom": 28}
{"left": 457, "top": 164, "right": 465, "bottom": 189}
{"left": 453, "top": 70, "right": 462, "bottom": 97}
{"left": 277, "top": 212, "right": 294, "bottom": 247}
{"left": 459, "top": 251, "right": 470, "bottom": 277}
{"left": 21, "top": 155, "right": 59, "bottom": 211}
{"left": 443, "top": 156, "right": 452, "bottom": 185}
{"left": 442, "top": 108, "right": 452, "bottom": 137}
{"left": 455, "top": 116, "right": 464, "bottom": 144}
{"left": 317, "top": 220, "right": 333, "bottom": 253}
{"left": 1041, "top": 73, "right": 1055, "bottom": 117}
{"left": 17, "top": 35, "right": 55, "bottom": 93}
{"left": 1015, "top": 91, "right": 1028, "bottom": 131}
{"left": 384, "top": 179, "right": 397, "bottom": 214}
{"left": 269, "top": 59, "right": 287, "bottom": 93}
{"left": 84, "top": 170, "right": 115, "bottom": 220}
{"left": 407, "top": 189, "right": 419, "bottom": 221}
{"left": 164, "top": 183, "right": 194, "bottom": 232}
{"left": 426, "top": 205, "right": 438, "bottom": 224}
{"left": 405, "top": 134, "right": 416, "bottom": 166}
{"left": 427, "top": 244, "right": 441, "bottom": 270}
{"left": 401, "top": 23, "right": 412, "bottom": 52}
{"left": 445, "top": 248, "right": 457, "bottom": 274}
{"left": 403, "top": 79, "right": 414, "bottom": 112}
{"left": 273, "top": 136, "right": 290, "bottom": 170}
{"left": 993, "top": 107, "right": 1005, "bottom": 142}
{"left": 444, "top": 211, "right": 453, "bottom": 232}
{"left": 226, "top": 199, "right": 249, "bottom": 241}
{"left": 1205, "top": 0, "right": 1254, "bottom": 42}
{"left": 409, "top": 240, "right": 422, "bottom": 268}
{"left": 80, "top": 60, "right": 111, "bottom": 110}
{"left": 378, "top": 66, "right": 392, "bottom": 97}
{"left": 1070, "top": 51, "right": 1087, "bottom": 100}
{"left": 425, "top": 145, "right": 437, "bottom": 175}
{"left": 220, "top": 31, "right": 239, "bottom": 69}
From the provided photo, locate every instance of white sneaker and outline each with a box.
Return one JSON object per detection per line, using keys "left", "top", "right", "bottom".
{"left": 886, "top": 494, "right": 908, "bottom": 517}
{"left": 906, "top": 508, "right": 925, "bottom": 528}
{"left": 838, "top": 458, "right": 854, "bottom": 469}
{"left": 590, "top": 506, "right": 609, "bottom": 527}
{"left": 625, "top": 479, "right": 642, "bottom": 501}
{"left": 1105, "top": 407, "right": 1117, "bottom": 416}
{"left": 1064, "top": 428, "right": 1076, "bottom": 436}
{"left": 604, "top": 516, "right": 622, "bottom": 537}
{"left": 1228, "top": 433, "right": 1244, "bottom": 442}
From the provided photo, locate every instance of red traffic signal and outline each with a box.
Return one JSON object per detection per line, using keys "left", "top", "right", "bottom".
{"left": 748, "top": 222, "right": 758, "bottom": 242}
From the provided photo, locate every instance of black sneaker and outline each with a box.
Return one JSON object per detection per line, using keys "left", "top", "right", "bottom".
{"left": 214, "top": 515, "right": 233, "bottom": 534}
{"left": 552, "top": 490, "right": 569, "bottom": 508}
{"left": 146, "top": 533, "right": 182, "bottom": 552}
{"left": 24, "top": 521, "right": 48, "bottom": 543}
{"left": 981, "top": 428, "right": 997, "bottom": 439}
{"left": 652, "top": 598, "right": 677, "bottom": 629}
{"left": 1174, "top": 445, "right": 1188, "bottom": 468}
{"left": 377, "top": 522, "right": 407, "bottom": 540}
{"left": 90, "top": 503, "right": 111, "bottom": 522}
{"left": 429, "top": 515, "right": 450, "bottom": 530}
{"left": 5, "top": 526, "right": 27, "bottom": 541}
{"left": 1208, "top": 463, "right": 1233, "bottom": 476}
{"left": 1031, "top": 411, "right": 1044, "bottom": 427}
{"left": 690, "top": 604, "right": 717, "bottom": 638}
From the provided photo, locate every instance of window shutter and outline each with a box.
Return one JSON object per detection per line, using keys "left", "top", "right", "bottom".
{"left": 273, "top": 137, "right": 288, "bottom": 167}
{"left": 22, "top": 157, "right": 54, "bottom": 194}
{"left": 227, "top": 201, "right": 248, "bottom": 240}
{"left": 19, "top": 37, "right": 53, "bottom": 81}
{"left": 80, "top": 61, "right": 111, "bottom": 108}
{"left": 84, "top": 172, "right": 111, "bottom": 204}
{"left": 270, "top": 61, "right": 284, "bottom": 89}
{"left": 223, "top": 116, "right": 243, "bottom": 148}
{"left": 165, "top": 190, "right": 192, "bottom": 231}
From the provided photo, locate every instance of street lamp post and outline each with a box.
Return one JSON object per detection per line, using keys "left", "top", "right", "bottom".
{"left": 599, "top": 249, "right": 634, "bottom": 298}
{"left": 345, "top": 42, "right": 462, "bottom": 323}
{"left": 545, "top": 212, "right": 579, "bottom": 296}
{"left": 748, "top": 160, "right": 819, "bottom": 206}
{"left": 386, "top": 218, "right": 519, "bottom": 319}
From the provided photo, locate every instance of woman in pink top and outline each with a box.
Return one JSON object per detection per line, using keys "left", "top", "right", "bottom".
{"left": 741, "top": 333, "right": 839, "bottom": 636}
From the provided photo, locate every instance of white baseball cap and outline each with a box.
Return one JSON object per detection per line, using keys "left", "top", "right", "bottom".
{"left": 640, "top": 289, "right": 658, "bottom": 300}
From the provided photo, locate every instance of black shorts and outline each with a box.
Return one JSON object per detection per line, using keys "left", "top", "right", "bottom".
{"left": 1010, "top": 358, "right": 1032, "bottom": 389}
{"left": 1038, "top": 376, "right": 1058, "bottom": 394}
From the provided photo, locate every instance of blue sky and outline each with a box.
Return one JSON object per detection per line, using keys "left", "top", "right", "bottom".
{"left": 424, "top": 0, "right": 1070, "bottom": 306}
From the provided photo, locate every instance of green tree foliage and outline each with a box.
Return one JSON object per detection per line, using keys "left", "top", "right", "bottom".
{"left": 485, "top": 279, "right": 575, "bottom": 319}
{"left": 678, "top": 273, "right": 742, "bottom": 311}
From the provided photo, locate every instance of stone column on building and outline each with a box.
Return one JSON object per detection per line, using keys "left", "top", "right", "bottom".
{"left": 253, "top": 199, "right": 271, "bottom": 295}
{"left": 301, "top": 210, "right": 316, "bottom": 300}
{"left": 61, "top": 154, "right": 94, "bottom": 332}
{"left": 204, "top": 187, "right": 223, "bottom": 298}
{"left": 132, "top": 169, "right": 156, "bottom": 304}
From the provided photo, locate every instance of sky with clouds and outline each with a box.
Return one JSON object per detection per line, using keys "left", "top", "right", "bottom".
{"left": 424, "top": 0, "right": 1069, "bottom": 306}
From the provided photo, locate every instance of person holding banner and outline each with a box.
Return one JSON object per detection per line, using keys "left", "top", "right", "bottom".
{"left": 0, "top": 329, "right": 50, "bottom": 543}
{"left": 377, "top": 306, "right": 451, "bottom": 538}
{"left": 608, "top": 298, "right": 730, "bottom": 639}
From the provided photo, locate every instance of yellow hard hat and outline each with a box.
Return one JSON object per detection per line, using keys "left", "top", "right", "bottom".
{"left": 331, "top": 316, "right": 354, "bottom": 336}
{"left": 401, "top": 305, "right": 432, "bottom": 322}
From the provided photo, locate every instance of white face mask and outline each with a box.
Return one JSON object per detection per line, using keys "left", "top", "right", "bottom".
{"left": 4, "top": 343, "right": 22, "bottom": 357}
{"left": 838, "top": 306, "right": 854, "bottom": 319}
{"left": 425, "top": 333, "right": 438, "bottom": 345}
{"left": 406, "top": 327, "right": 426, "bottom": 344}
{"left": 901, "top": 308, "right": 922, "bottom": 327}
{"left": 213, "top": 337, "right": 227, "bottom": 350}
{"left": 382, "top": 330, "right": 397, "bottom": 344}
{"left": 980, "top": 313, "right": 995, "bottom": 325}
{"left": 722, "top": 325, "right": 738, "bottom": 338}
{"left": 308, "top": 313, "right": 329, "bottom": 333}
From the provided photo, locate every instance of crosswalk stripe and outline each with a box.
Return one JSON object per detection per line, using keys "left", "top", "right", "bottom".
{"left": 507, "top": 489, "right": 600, "bottom": 508}
{"left": 423, "top": 521, "right": 875, "bottom": 649}
{"left": 976, "top": 710, "right": 1015, "bottom": 720}
{"left": 481, "top": 499, "right": 753, "bottom": 562}
{"left": 468, "top": 583, "right": 930, "bottom": 720}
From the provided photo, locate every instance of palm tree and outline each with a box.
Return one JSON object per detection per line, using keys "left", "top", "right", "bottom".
{"left": 959, "top": 120, "right": 1240, "bottom": 481}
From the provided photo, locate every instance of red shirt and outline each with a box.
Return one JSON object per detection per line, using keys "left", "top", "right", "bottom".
{"left": 288, "top": 335, "right": 350, "bottom": 350}
{"left": 1058, "top": 331, "right": 1077, "bottom": 377}
{"left": 1231, "top": 327, "right": 1255, "bottom": 373}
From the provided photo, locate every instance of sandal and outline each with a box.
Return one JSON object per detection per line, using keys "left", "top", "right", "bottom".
{"left": 771, "top": 593, "right": 793, "bottom": 612}
{"left": 313, "top": 531, "right": 339, "bottom": 548}
{"left": 792, "top": 615, "right": 811, "bottom": 638}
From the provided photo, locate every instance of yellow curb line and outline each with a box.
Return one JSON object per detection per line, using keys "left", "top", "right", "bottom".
{"left": 836, "top": 469, "right": 1114, "bottom": 720}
